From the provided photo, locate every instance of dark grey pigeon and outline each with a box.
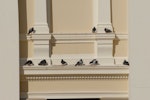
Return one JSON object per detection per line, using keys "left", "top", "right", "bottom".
{"left": 28, "top": 27, "right": 36, "bottom": 34}
{"left": 75, "top": 59, "right": 84, "bottom": 66}
{"left": 123, "top": 60, "right": 129, "bottom": 66}
{"left": 38, "top": 59, "right": 48, "bottom": 66}
{"left": 92, "top": 27, "right": 97, "bottom": 33}
{"left": 89, "top": 59, "right": 99, "bottom": 65}
{"left": 24, "top": 60, "right": 34, "bottom": 66}
{"left": 104, "top": 28, "right": 112, "bottom": 33}
{"left": 61, "top": 59, "right": 68, "bottom": 66}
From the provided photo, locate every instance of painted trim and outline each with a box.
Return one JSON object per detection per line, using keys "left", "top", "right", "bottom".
{"left": 21, "top": 91, "right": 128, "bottom": 99}
{"left": 52, "top": 33, "right": 115, "bottom": 43}
{"left": 21, "top": 74, "right": 128, "bottom": 81}
{"left": 115, "top": 34, "right": 128, "bottom": 40}
{"left": 20, "top": 66, "right": 129, "bottom": 75}
{"left": 19, "top": 33, "right": 128, "bottom": 41}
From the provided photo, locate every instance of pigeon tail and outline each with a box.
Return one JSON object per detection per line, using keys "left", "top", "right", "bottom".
{"left": 104, "top": 28, "right": 112, "bottom": 33}
{"left": 24, "top": 60, "right": 34, "bottom": 66}
{"left": 38, "top": 59, "right": 48, "bottom": 66}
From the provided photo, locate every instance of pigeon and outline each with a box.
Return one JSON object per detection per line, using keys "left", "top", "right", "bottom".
{"left": 24, "top": 60, "right": 34, "bottom": 66}
{"left": 92, "top": 27, "right": 97, "bottom": 33}
{"left": 75, "top": 59, "right": 84, "bottom": 66}
{"left": 38, "top": 59, "right": 48, "bottom": 66}
{"left": 104, "top": 28, "right": 112, "bottom": 33}
{"left": 89, "top": 59, "right": 99, "bottom": 65}
{"left": 61, "top": 59, "right": 68, "bottom": 66}
{"left": 28, "top": 27, "right": 36, "bottom": 35}
{"left": 123, "top": 60, "right": 129, "bottom": 66}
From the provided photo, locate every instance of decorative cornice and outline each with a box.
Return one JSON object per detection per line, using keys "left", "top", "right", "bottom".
{"left": 21, "top": 74, "right": 128, "bottom": 81}
{"left": 19, "top": 33, "right": 115, "bottom": 42}
{"left": 20, "top": 66, "right": 129, "bottom": 81}
{"left": 21, "top": 91, "right": 128, "bottom": 99}
{"left": 20, "top": 66, "right": 129, "bottom": 75}
{"left": 52, "top": 33, "right": 115, "bottom": 43}
{"left": 19, "top": 33, "right": 128, "bottom": 42}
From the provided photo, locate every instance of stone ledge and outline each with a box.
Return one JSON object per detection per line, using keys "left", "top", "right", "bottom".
{"left": 20, "top": 65, "right": 129, "bottom": 75}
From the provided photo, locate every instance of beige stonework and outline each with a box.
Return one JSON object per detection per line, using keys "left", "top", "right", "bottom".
{"left": 114, "top": 40, "right": 128, "bottom": 57}
{"left": 19, "top": 0, "right": 129, "bottom": 100}
{"left": 27, "top": 80, "right": 128, "bottom": 92}
{"left": 52, "top": 43, "right": 94, "bottom": 54}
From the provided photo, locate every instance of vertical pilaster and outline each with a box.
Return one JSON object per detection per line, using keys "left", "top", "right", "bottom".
{"left": 93, "top": 0, "right": 113, "bottom": 33}
{"left": 97, "top": 38, "right": 114, "bottom": 65}
{"left": 93, "top": 0, "right": 114, "bottom": 64}
{"left": 34, "top": 0, "right": 49, "bottom": 34}
{"left": 32, "top": 0, "right": 51, "bottom": 65}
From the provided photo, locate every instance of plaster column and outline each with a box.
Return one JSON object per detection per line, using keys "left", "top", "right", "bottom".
{"left": 34, "top": 0, "right": 49, "bottom": 34}
{"left": 93, "top": 0, "right": 113, "bottom": 33}
{"left": 32, "top": 0, "right": 51, "bottom": 65}
{"left": 96, "top": 34, "right": 115, "bottom": 65}
{"left": 93, "top": 0, "right": 114, "bottom": 65}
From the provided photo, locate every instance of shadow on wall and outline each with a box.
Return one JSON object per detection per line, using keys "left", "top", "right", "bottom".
{"left": 47, "top": 0, "right": 53, "bottom": 33}
{"left": 18, "top": 0, "right": 28, "bottom": 34}
{"left": 113, "top": 39, "right": 120, "bottom": 56}
{"left": 18, "top": 0, "right": 28, "bottom": 58}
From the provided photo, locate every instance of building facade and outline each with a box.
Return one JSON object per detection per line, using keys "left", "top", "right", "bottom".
{"left": 19, "top": 0, "right": 129, "bottom": 100}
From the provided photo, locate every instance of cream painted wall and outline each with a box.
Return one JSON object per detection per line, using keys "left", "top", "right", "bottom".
{"left": 27, "top": 80, "right": 128, "bottom": 92}
{"left": 20, "top": 0, "right": 129, "bottom": 33}
{"left": 112, "top": 0, "right": 128, "bottom": 33}
{"left": 52, "top": 43, "right": 94, "bottom": 54}
{"left": 27, "top": 0, "right": 34, "bottom": 30}
{"left": 52, "top": 0, "right": 93, "bottom": 33}
{"left": 114, "top": 40, "right": 128, "bottom": 57}
{"left": 52, "top": 0, "right": 128, "bottom": 33}
{"left": 19, "top": 0, "right": 128, "bottom": 57}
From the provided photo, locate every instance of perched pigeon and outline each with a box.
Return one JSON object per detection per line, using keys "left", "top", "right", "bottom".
{"left": 38, "top": 59, "right": 48, "bottom": 66}
{"left": 104, "top": 28, "right": 112, "bottom": 33}
{"left": 92, "top": 27, "right": 97, "bottom": 33}
{"left": 75, "top": 59, "right": 84, "bottom": 66}
{"left": 24, "top": 60, "right": 34, "bottom": 66}
{"left": 61, "top": 59, "right": 68, "bottom": 66}
{"left": 89, "top": 59, "right": 99, "bottom": 65}
{"left": 28, "top": 27, "right": 36, "bottom": 35}
{"left": 123, "top": 60, "right": 129, "bottom": 66}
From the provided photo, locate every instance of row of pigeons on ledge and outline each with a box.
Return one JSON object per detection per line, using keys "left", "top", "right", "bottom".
{"left": 24, "top": 59, "right": 129, "bottom": 66}
{"left": 27, "top": 27, "right": 112, "bottom": 35}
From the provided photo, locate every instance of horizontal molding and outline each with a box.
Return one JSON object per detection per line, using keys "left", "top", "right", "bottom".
{"left": 115, "top": 34, "right": 128, "bottom": 40}
{"left": 21, "top": 74, "right": 128, "bottom": 81}
{"left": 31, "top": 34, "right": 51, "bottom": 40}
{"left": 20, "top": 65, "right": 129, "bottom": 76}
{"left": 19, "top": 33, "right": 115, "bottom": 42}
{"left": 52, "top": 33, "right": 115, "bottom": 43}
{"left": 21, "top": 91, "right": 128, "bottom": 99}
{"left": 20, "top": 33, "right": 128, "bottom": 41}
